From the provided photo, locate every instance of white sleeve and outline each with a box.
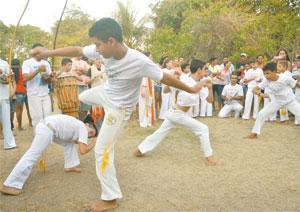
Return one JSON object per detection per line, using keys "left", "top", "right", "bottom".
{"left": 221, "top": 85, "right": 227, "bottom": 96}
{"left": 22, "top": 61, "right": 31, "bottom": 74}
{"left": 285, "top": 76, "right": 297, "bottom": 88}
{"left": 77, "top": 125, "right": 88, "bottom": 145}
{"left": 238, "top": 85, "right": 244, "bottom": 96}
{"left": 258, "top": 78, "right": 268, "bottom": 90}
{"left": 141, "top": 58, "right": 164, "bottom": 81}
{"left": 83, "top": 44, "right": 101, "bottom": 61}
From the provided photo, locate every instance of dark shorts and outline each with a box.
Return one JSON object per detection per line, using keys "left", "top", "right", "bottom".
{"left": 15, "top": 93, "right": 27, "bottom": 104}
{"left": 10, "top": 99, "right": 16, "bottom": 113}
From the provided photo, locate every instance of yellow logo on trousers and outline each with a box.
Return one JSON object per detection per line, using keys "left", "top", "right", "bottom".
{"left": 106, "top": 114, "right": 116, "bottom": 125}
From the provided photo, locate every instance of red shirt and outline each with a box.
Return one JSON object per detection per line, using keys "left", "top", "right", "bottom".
{"left": 15, "top": 68, "right": 26, "bottom": 94}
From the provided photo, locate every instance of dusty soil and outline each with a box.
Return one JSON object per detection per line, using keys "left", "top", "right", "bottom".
{"left": 1, "top": 114, "right": 300, "bottom": 212}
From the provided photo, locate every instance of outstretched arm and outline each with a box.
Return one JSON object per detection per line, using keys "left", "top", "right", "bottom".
{"left": 30, "top": 46, "right": 84, "bottom": 58}
{"left": 160, "top": 72, "right": 202, "bottom": 94}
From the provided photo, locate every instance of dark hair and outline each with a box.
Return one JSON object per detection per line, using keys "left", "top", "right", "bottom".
{"left": 89, "top": 18, "right": 123, "bottom": 43}
{"left": 209, "top": 57, "right": 217, "bottom": 63}
{"left": 277, "top": 60, "right": 288, "bottom": 68}
{"left": 249, "top": 57, "right": 256, "bottom": 64}
{"left": 277, "top": 48, "right": 290, "bottom": 61}
{"left": 159, "top": 56, "right": 168, "bottom": 66}
{"left": 32, "top": 43, "right": 43, "bottom": 49}
{"left": 190, "top": 59, "right": 205, "bottom": 73}
{"left": 256, "top": 55, "right": 264, "bottom": 59}
{"left": 83, "top": 115, "right": 99, "bottom": 137}
{"left": 162, "top": 58, "right": 171, "bottom": 69}
{"left": 61, "top": 58, "right": 72, "bottom": 66}
{"left": 12, "top": 59, "right": 20, "bottom": 82}
{"left": 181, "top": 63, "right": 189, "bottom": 71}
{"left": 263, "top": 62, "right": 277, "bottom": 72}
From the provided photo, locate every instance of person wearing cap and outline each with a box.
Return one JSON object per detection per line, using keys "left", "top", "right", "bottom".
{"left": 133, "top": 59, "right": 218, "bottom": 166}
{"left": 0, "top": 114, "right": 98, "bottom": 196}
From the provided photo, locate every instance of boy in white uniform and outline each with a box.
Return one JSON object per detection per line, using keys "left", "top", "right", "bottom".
{"left": 246, "top": 62, "right": 300, "bottom": 139}
{"left": 0, "top": 59, "right": 16, "bottom": 149}
{"left": 22, "top": 43, "right": 52, "bottom": 129}
{"left": 200, "top": 67, "right": 213, "bottom": 117}
{"left": 277, "top": 61, "right": 292, "bottom": 124}
{"left": 0, "top": 114, "right": 97, "bottom": 196}
{"left": 30, "top": 18, "right": 203, "bottom": 211}
{"left": 133, "top": 59, "right": 217, "bottom": 166}
{"left": 218, "top": 74, "right": 244, "bottom": 118}
{"left": 242, "top": 59, "right": 264, "bottom": 120}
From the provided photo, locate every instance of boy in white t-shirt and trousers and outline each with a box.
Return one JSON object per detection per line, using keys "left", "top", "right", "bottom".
{"left": 292, "top": 56, "right": 300, "bottom": 125}
{"left": 0, "top": 114, "right": 97, "bottom": 196}
{"left": 200, "top": 67, "right": 213, "bottom": 117}
{"left": 30, "top": 18, "right": 203, "bottom": 212}
{"left": 22, "top": 43, "right": 52, "bottom": 129}
{"left": 277, "top": 61, "right": 292, "bottom": 124}
{"left": 218, "top": 74, "right": 244, "bottom": 118}
{"left": 246, "top": 62, "right": 300, "bottom": 139}
{"left": 242, "top": 59, "right": 264, "bottom": 120}
{"left": 133, "top": 59, "right": 217, "bottom": 165}
{"left": 0, "top": 59, "right": 16, "bottom": 150}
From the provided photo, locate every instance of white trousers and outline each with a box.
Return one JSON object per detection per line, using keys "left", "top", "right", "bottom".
{"left": 159, "top": 92, "right": 172, "bottom": 119}
{"left": 200, "top": 98, "right": 212, "bottom": 117}
{"left": 263, "top": 98, "right": 277, "bottom": 121}
{"left": 242, "top": 88, "right": 259, "bottom": 119}
{"left": 3, "top": 122, "right": 79, "bottom": 189}
{"left": 218, "top": 102, "right": 243, "bottom": 118}
{"left": 190, "top": 97, "right": 200, "bottom": 117}
{"left": 252, "top": 99, "right": 300, "bottom": 134}
{"left": 279, "top": 107, "right": 289, "bottom": 121}
{"left": 0, "top": 99, "right": 16, "bottom": 149}
{"left": 79, "top": 85, "right": 132, "bottom": 201}
{"left": 138, "top": 96, "right": 155, "bottom": 128}
{"left": 295, "top": 89, "right": 300, "bottom": 125}
{"left": 138, "top": 108, "right": 213, "bottom": 157}
{"left": 28, "top": 95, "right": 52, "bottom": 129}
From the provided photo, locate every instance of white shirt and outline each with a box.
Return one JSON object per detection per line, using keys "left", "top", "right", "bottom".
{"left": 258, "top": 75, "right": 297, "bottom": 106}
{"left": 22, "top": 58, "right": 51, "bottom": 96}
{"left": 244, "top": 68, "right": 264, "bottom": 88}
{"left": 0, "top": 59, "right": 10, "bottom": 100}
{"left": 44, "top": 114, "right": 88, "bottom": 145}
{"left": 83, "top": 45, "right": 163, "bottom": 108}
{"left": 176, "top": 76, "right": 199, "bottom": 107}
{"left": 222, "top": 83, "right": 243, "bottom": 104}
{"left": 209, "top": 65, "right": 222, "bottom": 84}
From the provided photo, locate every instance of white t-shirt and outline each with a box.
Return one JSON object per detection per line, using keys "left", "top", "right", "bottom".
{"left": 44, "top": 114, "right": 88, "bottom": 145}
{"left": 0, "top": 59, "right": 10, "bottom": 100}
{"left": 258, "top": 75, "right": 297, "bottom": 106}
{"left": 222, "top": 83, "right": 244, "bottom": 104}
{"left": 244, "top": 68, "right": 264, "bottom": 88}
{"left": 22, "top": 58, "right": 51, "bottom": 96}
{"left": 83, "top": 45, "right": 163, "bottom": 108}
{"left": 209, "top": 65, "right": 222, "bottom": 85}
{"left": 176, "top": 76, "right": 199, "bottom": 107}
{"left": 281, "top": 70, "right": 292, "bottom": 78}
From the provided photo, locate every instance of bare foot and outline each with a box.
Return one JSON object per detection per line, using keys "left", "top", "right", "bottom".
{"left": 281, "top": 120, "right": 289, "bottom": 125}
{"left": 90, "top": 199, "right": 118, "bottom": 212}
{"left": 133, "top": 148, "right": 144, "bottom": 157}
{"left": 0, "top": 185, "right": 22, "bottom": 196}
{"left": 205, "top": 156, "right": 218, "bottom": 166}
{"left": 245, "top": 133, "right": 258, "bottom": 139}
{"left": 64, "top": 165, "right": 81, "bottom": 173}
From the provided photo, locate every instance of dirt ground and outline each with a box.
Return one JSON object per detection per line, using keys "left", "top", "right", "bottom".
{"left": 0, "top": 113, "right": 300, "bottom": 212}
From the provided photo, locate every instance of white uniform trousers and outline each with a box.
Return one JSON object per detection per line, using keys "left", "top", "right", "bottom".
{"left": 279, "top": 107, "right": 289, "bottom": 122}
{"left": 138, "top": 96, "right": 154, "bottom": 128}
{"left": 218, "top": 102, "right": 243, "bottom": 118}
{"left": 190, "top": 97, "right": 200, "bottom": 117}
{"left": 138, "top": 108, "right": 213, "bottom": 157}
{"left": 200, "top": 98, "right": 212, "bottom": 117}
{"left": 0, "top": 99, "right": 16, "bottom": 149}
{"left": 295, "top": 88, "right": 300, "bottom": 125}
{"left": 263, "top": 98, "right": 277, "bottom": 121}
{"left": 79, "top": 85, "right": 132, "bottom": 201}
{"left": 242, "top": 88, "right": 259, "bottom": 119}
{"left": 159, "top": 92, "right": 172, "bottom": 119}
{"left": 28, "top": 95, "right": 52, "bottom": 129}
{"left": 3, "top": 122, "right": 80, "bottom": 189}
{"left": 252, "top": 99, "right": 300, "bottom": 134}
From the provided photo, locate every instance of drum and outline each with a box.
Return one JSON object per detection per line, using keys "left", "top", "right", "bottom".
{"left": 55, "top": 75, "right": 79, "bottom": 117}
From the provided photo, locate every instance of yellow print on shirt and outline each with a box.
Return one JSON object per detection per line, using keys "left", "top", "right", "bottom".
{"left": 106, "top": 114, "right": 116, "bottom": 125}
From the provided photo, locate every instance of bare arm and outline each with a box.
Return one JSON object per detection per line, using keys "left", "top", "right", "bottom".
{"left": 160, "top": 72, "right": 202, "bottom": 94}
{"left": 252, "top": 86, "right": 262, "bottom": 95}
{"left": 30, "top": 46, "right": 84, "bottom": 58}
{"left": 78, "top": 139, "right": 96, "bottom": 155}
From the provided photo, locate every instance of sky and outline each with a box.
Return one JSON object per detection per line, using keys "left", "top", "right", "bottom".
{"left": 0, "top": 0, "right": 157, "bottom": 32}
